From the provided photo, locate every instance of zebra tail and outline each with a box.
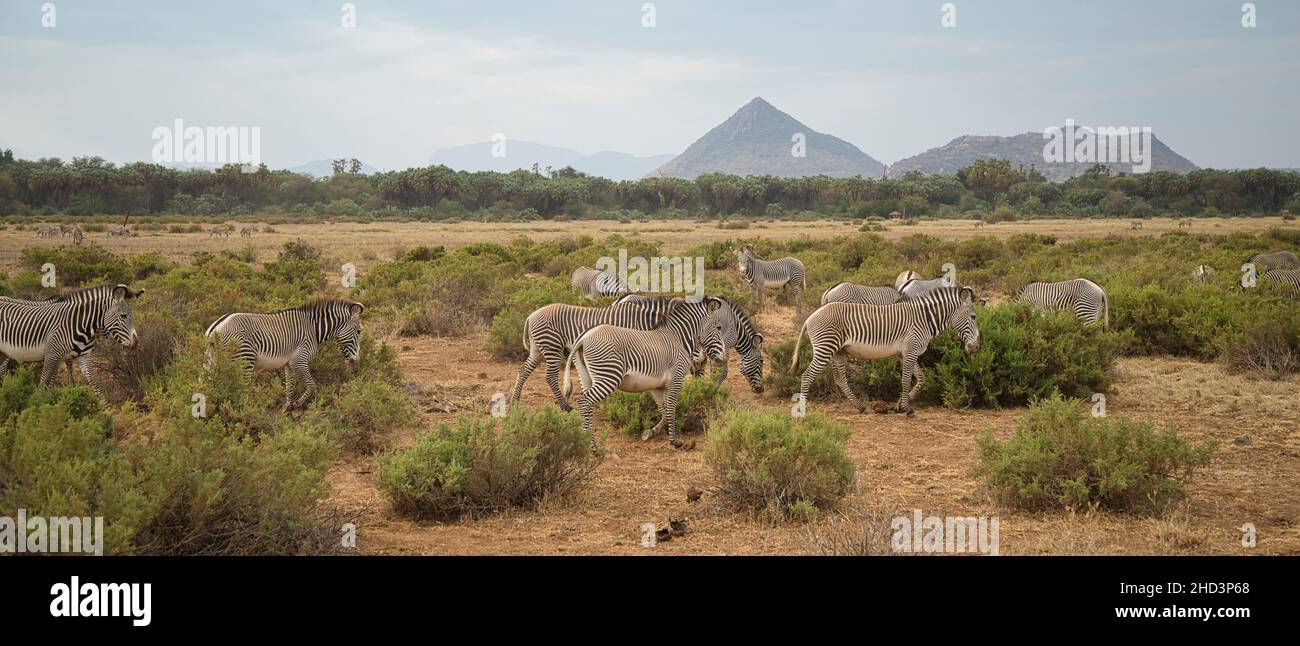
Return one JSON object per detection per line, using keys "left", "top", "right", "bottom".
{"left": 204, "top": 313, "right": 233, "bottom": 337}
{"left": 790, "top": 320, "right": 807, "bottom": 372}
{"left": 562, "top": 339, "right": 581, "bottom": 399}
{"left": 1103, "top": 293, "right": 1110, "bottom": 331}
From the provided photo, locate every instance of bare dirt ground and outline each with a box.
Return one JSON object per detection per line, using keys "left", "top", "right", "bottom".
{"left": 3, "top": 216, "right": 1296, "bottom": 555}
{"left": 2, "top": 216, "right": 1294, "bottom": 275}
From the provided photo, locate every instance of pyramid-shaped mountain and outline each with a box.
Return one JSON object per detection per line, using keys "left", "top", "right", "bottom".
{"left": 648, "top": 97, "right": 885, "bottom": 179}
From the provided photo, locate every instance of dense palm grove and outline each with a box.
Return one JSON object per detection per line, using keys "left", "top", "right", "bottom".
{"left": 1, "top": 149, "right": 1297, "bottom": 220}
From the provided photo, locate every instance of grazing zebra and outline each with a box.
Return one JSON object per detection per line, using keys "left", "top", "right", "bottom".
{"left": 563, "top": 297, "right": 728, "bottom": 450}
{"left": 898, "top": 275, "right": 954, "bottom": 301}
{"left": 570, "top": 266, "right": 628, "bottom": 300}
{"left": 1130, "top": 220, "right": 1144, "bottom": 230}
{"left": 209, "top": 226, "right": 232, "bottom": 238}
{"left": 1246, "top": 250, "right": 1300, "bottom": 271}
{"left": 894, "top": 270, "right": 920, "bottom": 290}
{"left": 791, "top": 287, "right": 981, "bottom": 416}
{"left": 1263, "top": 268, "right": 1300, "bottom": 297}
{"left": 613, "top": 293, "right": 766, "bottom": 393}
{"left": 59, "top": 223, "right": 79, "bottom": 238}
{"left": 1193, "top": 265, "right": 1216, "bottom": 284}
{"left": 36, "top": 226, "right": 59, "bottom": 238}
{"left": 735, "top": 244, "right": 805, "bottom": 314}
{"left": 69, "top": 225, "right": 84, "bottom": 246}
{"left": 1178, "top": 218, "right": 1192, "bottom": 228}
{"left": 205, "top": 298, "right": 364, "bottom": 410}
{"left": 240, "top": 226, "right": 254, "bottom": 238}
{"left": 107, "top": 225, "right": 132, "bottom": 237}
{"left": 820, "top": 282, "right": 901, "bottom": 307}
{"left": 0, "top": 284, "right": 143, "bottom": 399}
{"left": 974, "top": 220, "right": 984, "bottom": 229}
{"left": 1015, "top": 278, "right": 1109, "bottom": 329}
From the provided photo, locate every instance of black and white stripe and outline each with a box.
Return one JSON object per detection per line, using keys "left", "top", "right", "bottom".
{"left": 898, "top": 276, "right": 954, "bottom": 301}
{"left": 1016, "top": 278, "right": 1109, "bottom": 329}
{"left": 0, "top": 284, "right": 143, "bottom": 398}
{"left": 792, "top": 286, "right": 981, "bottom": 416}
{"left": 205, "top": 298, "right": 364, "bottom": 410}
{"left": 570, "top": 266, "right": 628, "bottom": 300}
{"left": 821, "top": 282, "right": 902, "bottom": 307}
{"left": 615, "top": 294, "right": 765, "bottom": 393}
{"left": 1264, "top": 267, "right": 1300, "bottom": 297}
{"left": 735, "top": 244, "right": 806, "bottom": 313}
{"left": 1247, "top": 251, "right": 1299, "bottom": 271}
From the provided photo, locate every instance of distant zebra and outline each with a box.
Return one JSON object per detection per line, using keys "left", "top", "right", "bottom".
{"left": 205, "top": 298, "right": 364, "bottom": 410}
{"left": 1130, "top": 220, "right": 1144, "bottom": 230}
{"left": 791, "top": 287, "right": 981, "bottom": 416}
{"left": 69, "top": 225, "right": 84, "bottom": 246}
{"left": 894, "top": 271, "right": 920, "bottom": 290}
{"left": 735, "top": 244, "right": 806, "bottom": 314}
{"left": 563, "top": 297, "right": 728, "bottom": 450}
{"left": 898, "top": 275, "right": 954, "bottom": 301}
{"left": 820, "top": 282, "right": 901, "bottom": 307}
{"left": 1193, "top": 265, "right": 1216, "bottom": 284}
{"left": 1246, "top": 250, "right": 1300, "bottom": 271}
{"left": 36, "top": 226, "right": 59, "bottom": 238}
{"left": 107, "top": 225, "right": 132, "bottom": 237}
{"left": 1016, "top": 278, "right": 1109, "bottom": 329}
{"left": 614, "top": 294, "right": 765, "bottom": 393}
{"left": 570, "top": 266, "right": 628, "bottom": 299}
{"left": 1263, "top": 268, "right": 1300, "bottom": 297}
{"left": 59, "top": 223, "right": 80, "bottom": 238}
{"left": 0, "top": 284, "right": 143, "bottom": 399}
{"left": 974, "top": 220, "right": 985, "bottom": 229}
{"left": 240, "top": 226, "right": 254, "bottom": 238}
{"left": 209, "top": 226, "right": 232, "bottom": 238}
{"left": 1178, "top": 218, "right": 1192, "bottom": 228}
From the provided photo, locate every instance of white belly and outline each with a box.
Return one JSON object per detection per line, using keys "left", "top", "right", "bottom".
{"left": 619, "top": 370, "right": 668, "bottom": 392}
{"left": 763, "top": 278, "right": 787, "bottom": 288}
{"left": 843, "top": 340, "right": 904, "bottom": 361}
{"left": 0, "top": 342, "right": 47, "bottom": 363}
{"left": 255, "top": 354, "right": 290, "bottom": 371}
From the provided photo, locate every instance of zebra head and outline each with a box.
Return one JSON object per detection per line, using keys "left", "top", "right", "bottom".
{"left": 733, "top": 244, "right": 755, "bottom": 276}
{"left": 335, "top": 301, "right": 365, "bottom": 363}
{"left": 738, "top": 331, "right": 764, "bottom": 393}
{"left": 104, "top": 285, "right": 144, "bottom": 348}
{"left": 946, "top": 287, "right": 981, "bottom": 353}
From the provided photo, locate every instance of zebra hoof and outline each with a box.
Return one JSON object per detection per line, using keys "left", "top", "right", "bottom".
{"left": 641, "top": 427, "right": 662, "bottom": 441}
{"left": 906, "top": 408, "right": 916, "bottom": 418}
{"left": 559, "top": 402, "right": 573, "bottom": 413}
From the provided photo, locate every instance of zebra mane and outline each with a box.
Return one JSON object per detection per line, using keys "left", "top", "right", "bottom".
{"left": 282, "top": 298, "right": 361, "bottom": 316}
{"left": 43, "top": 283, "right": 135, "bottom": 303}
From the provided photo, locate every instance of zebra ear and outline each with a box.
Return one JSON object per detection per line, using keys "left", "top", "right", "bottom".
{"left": 349, "top": 302, "right": 365, "bottom": 317}
{"left": 706, "top": 297, "right": 722, "bottom": 313}
{"left": 753, "top": 333, "right": 764, "bottom": 346}
{"left": 112, "top": 284, "right": 130, "bottom": 300}
{"left": 959, "top": 286, "right": 976, "bottom": 303}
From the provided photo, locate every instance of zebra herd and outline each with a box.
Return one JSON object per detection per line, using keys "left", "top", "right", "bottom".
{"left": 35, "top": 223, "right": 85, "bottom": 245}
{"left": 0, "top": 281, "right": 364, "bottom": 411}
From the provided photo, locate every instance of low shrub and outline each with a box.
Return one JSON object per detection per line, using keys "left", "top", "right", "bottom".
{"left": 704, "top": 410, "right": 855, "bottom": 522}
{"left": 976, "top": 393, "right": 1216, "bottom": 513}
{"left": 376, "top": 407, "right": 597, "bottom": 519}
{"left": 602, "top": 376, "right": 730, "bottom": 436}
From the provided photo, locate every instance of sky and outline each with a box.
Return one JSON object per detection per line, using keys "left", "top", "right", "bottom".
{"left": 1, "top": 0, "right": 1298, "bottom": 171}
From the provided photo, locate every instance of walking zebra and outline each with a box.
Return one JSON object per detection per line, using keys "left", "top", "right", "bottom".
{"left": 36, "top": 226, "right": 59, "bottom": 238}
{"left": 0, "top": 284, "right": 143, "bottom": 399}
{"left": 205, "top": 298, "right": 364, "bottom": 410}
{"left": 107, "top": 225, "right": 132, "bottom": 237}
{"left": 1264, "top": 268, "right": 1300, "bottom": 297}
{"left": 791, "top": 287, "right": 981, "bottom": 416}
{"left": 614, "top": 294, "right": 766, "bottom": 393}
{"left": 820, "top": 282, "right": 901, "bottom": 307}
{"left": 563, "top": 297, "right": 728, "bottom": 450}
{"left": 735, "top": 244, "right": 805, "bottom": 314}
{"left": 898, "top": 275, "right": 954, "bottom": 301}
{"left": 975, "top": 220, "right": 985, "bottom": 229}
{"left": 240, "top": 226, "right": 254, "bottom": 238}
{"left": 1016, "top": 278, "right": 1109, "bottom": 329}
{"left": 894, "top": 270, "right": 920, "bottom": 290}
{"left": 1130, "top": 220, "right": 1144, "bottom": 230}
{"left": 570, "top": 266, "right": 628, "bottom": 300}
{"left": 1246, "top": 251, "right": 1300, "bottom": 271}
{"left": 1193, "top": 265, "right": 1216, "bottom": 284}
{"left": 209, "top": 226, "right": 232, "bottom": 238}
{"left": 1178, "top": 218, "right": 1192, "bottom": 228}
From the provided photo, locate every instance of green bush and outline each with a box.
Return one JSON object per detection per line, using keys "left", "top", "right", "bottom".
{"left": 18, "top": 243, "right": 131, "bottom": 287}
{"left": 302, "top": 379, "right": 419, "bottom": 453}
{"left": 376, "top": 407, "right": 597, "bottom": 519}
{"left": 704, "top": 410, "right": 855, "bottom": 522}
{"left": 976, "top": 393, "right": 1216, "bottom": 513}
{"left": 602, "top": 376, "right": 730, "bottom": 436}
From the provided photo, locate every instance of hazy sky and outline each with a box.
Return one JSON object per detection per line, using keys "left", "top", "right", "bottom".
{"left": 2, "top": 0, "right": 1297, "bottom": 170}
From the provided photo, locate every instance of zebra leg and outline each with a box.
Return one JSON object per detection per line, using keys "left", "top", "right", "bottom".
{"left": 511, "top": 351, "right": 542, "bottom": 406}
{"left": 280, "top": 365, "right": 294, "bottom": 412}
{"left": 831, "top": 353, "right": 865, "bottom": 413}
{"left": 799, "top": 343, "right": 833, "bottom": 406}
{"left": 713, "top": 357, "right": 729, "bottom": 382}
{"left": 65, "top": 359, "right": 76, "bottom": 385}
{"left": 0, "top": 357, "right": 12, "bottom": 380}
{"left": 661, "top": 366, "right": 686, "bottom": 449}
{"left": 289, "top": 353, "right": 317, "bottom": 409}
{"left": 577, "top": 378, "right": 618, "bottom": 453}
{"left": 645, "top": 389, "right": 666, "bottom": 440}
{"left": 543, "top": 349, "right": 573, "bottom": 412}
{"left": 75, "top": 351, "right": 106, "bottom": 400}
{"left": 897, "top": 352, "right": 925, "bottom": 417}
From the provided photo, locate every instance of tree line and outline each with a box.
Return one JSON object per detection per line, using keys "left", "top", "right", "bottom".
{"left": 1, "top": 149, "right": 1296, "bottom": 221}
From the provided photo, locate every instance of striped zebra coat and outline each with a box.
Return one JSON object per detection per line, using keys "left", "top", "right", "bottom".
{"left": 614, "top": 294, "right": 766, "bottom": 393}
{"left": 205, "top": 298, "right": 364, "bottom": 410}
{"left": 735, "top": 244, "right": 806, "bottom": 314}
{"left": 1016, "top": 278, "right": 1109, "bottom": 329}
{"left": 1247, "top": 251, "right": 1300, "bottom": 271}
{"left": 0, "top": 284, "right": 143, "bottom": 398}
{"left": 820, "top": 282, "right": 902, "bottom": 307}
{"left": 570, "top": 266, "right": 628, "bottom": 300}
{"left": 1264, "top": 267, "right": 1300, "bottom": 297}
{"left": 792, "top": 287, "right": 980, "bottom": 416}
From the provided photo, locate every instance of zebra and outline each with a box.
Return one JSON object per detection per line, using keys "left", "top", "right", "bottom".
{"left": 205, "top": 298, "right": 364, "bottom": 410}
{"left": 791, "top": 287, "right": 981, "bottom": 417}
{"left": 613, "top": 293, "right": 766, "bottom": 393}
{"left": 1178, "top": 218, "right": 1192, "bottom": 228}
{"left": 1263, "top": 268, "right": 1300, "bottom": 297}
{"left": 59, "top": 223, "right": 79, "bottom": 238}
{"left": 570, "top": 266, "right": 628, "bottom": 300}
{"left": 1246, "top": 251, "right": 1300, "bottom": 271}
{"left": 1193, "top": 265, "right": 1216, "bottom": 284}
{"left": 820, "top": 282, "right": 902, "bottom": 307}
{"left": 562, "top": 297, "right": 728, "bottom": 451}
{"left": 240, "top": 226, "right": 254, "bottom": 238}
{"left": 1015, "top": 278, "right": 1109, "bottom": 329}
{"left": 209, "top": 226, "right": 232, "bottom": 238}
{"left": 898, "top": 275, "right": 954, "bottom": 301}
{"left": 975, "top": 220, "right": 985, "bottom": 229}
{"left": 734, "top": 244, "right": 805, "bottom": 314}
{"left": 894, "top": 270, "right": 920, "bottom": 290}
{"left": 107, "top": 225, "right": 132, "bottom": 237}
{"left": 0, "top": 284, "right": 143, "bottom": 399}
{"left": 69, "top": 225, "right": 84, "bottom": 246}
{"left": 1130, "top": 220, "right": 1144, "bottom": 230}
{"left": 36, "top": 226, "right": 59, "bottom": 238}
{"left": 0, "top": 293, "right": 86, "bottom": 385}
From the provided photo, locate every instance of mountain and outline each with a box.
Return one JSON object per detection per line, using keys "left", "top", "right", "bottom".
{"left": 428, "top": 141, "right": 672, "bottom": 181}
{"left": 571, "top": 151, "right": 675, "bottom": 181}
{"left": 287, "top": 159, "right": 381, "bottom": 177}
{"left": 648, "top": 97, "right": 885, "bottom": 179}
{"left": 886, "top": 129, "right": 1198, "bottom": 181}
